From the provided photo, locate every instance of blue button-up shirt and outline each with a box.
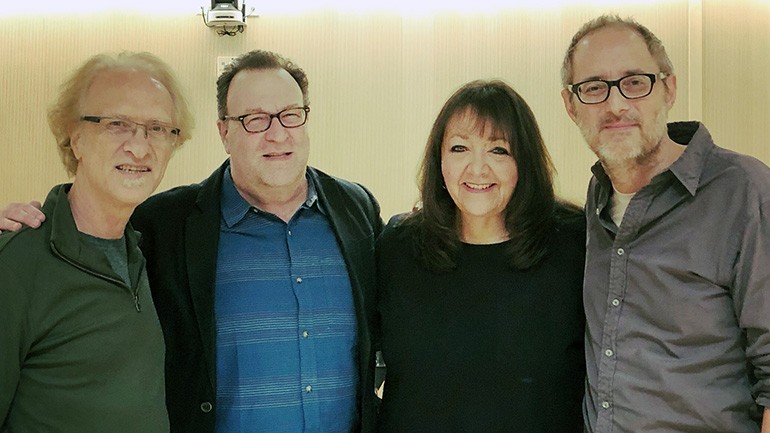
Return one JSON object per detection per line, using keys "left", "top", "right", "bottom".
{"left": 214, "top": 167, "right": 359, "bottom": 433}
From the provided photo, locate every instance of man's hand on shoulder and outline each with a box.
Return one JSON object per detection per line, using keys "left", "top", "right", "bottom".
{"left": 0, "top": 201, "right": 45, "bottom": 234}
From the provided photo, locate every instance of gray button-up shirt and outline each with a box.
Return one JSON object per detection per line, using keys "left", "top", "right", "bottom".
{"left": 583, "top": 121, "right": 770, "bottom": 433}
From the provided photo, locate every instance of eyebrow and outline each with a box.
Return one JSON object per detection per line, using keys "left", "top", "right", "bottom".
{"left": 576, "top": 68, "right": 648, "bottom": 82}
{"left": 445, "top": 132, "right": 509, "bottom": 144}
{"left": 107, "top": 114, "right": 175, "bottom": 125}
{"left": 240, "top": 103, "right": 303, "bottom": 114}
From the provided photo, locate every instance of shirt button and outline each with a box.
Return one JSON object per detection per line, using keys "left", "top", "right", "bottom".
{"left": 605, "top": 349, "right": 614, "bottom": 357}
{"left": 305, "top": 385, "right": 312, "bottom": 393}
{"left": 611, "top": 299, "right": 620, "bottom": 307}
{"left": 596, "top": 208, "right": 601, "bottom": 215}
{"left": 302, "top": 330, "right": 309, "bottom": 338}
{"left": 288, "top": 230, "right": 292, "bottom": 236}
{"left": 200, "top": 401, "right": 213, "bottom": 413}
{"left": 601, "top": 401, "right": 610, "bottom": 409}
{"left": 617, "top": 248, "right": 625, "bottom": 256}
{"left": 296, "top": 277, "right": 303, "bottom": 284}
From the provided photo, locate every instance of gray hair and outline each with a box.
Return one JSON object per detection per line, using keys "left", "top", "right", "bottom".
{"left": 561, "top": 14, "right": 674, "bottom": 87}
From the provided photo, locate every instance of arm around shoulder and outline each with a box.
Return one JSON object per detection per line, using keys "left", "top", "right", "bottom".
{"left": 0, "top": 201, "right": 44, "bottom": 233}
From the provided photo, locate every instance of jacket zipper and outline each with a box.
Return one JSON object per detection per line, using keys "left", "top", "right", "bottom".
{"left": 51, "top": 243, "right": 142, "bottom": 312}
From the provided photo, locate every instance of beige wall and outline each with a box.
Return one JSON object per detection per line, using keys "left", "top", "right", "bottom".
{"left": 1, "top": 1, "right": 767, "bottom": 219}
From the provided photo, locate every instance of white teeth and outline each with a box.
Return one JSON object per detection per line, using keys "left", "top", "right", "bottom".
{"left": 466, "top": 183, "right": 492, "bottom": 190}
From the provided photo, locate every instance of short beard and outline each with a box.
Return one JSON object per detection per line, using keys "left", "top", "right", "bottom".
{"left": 579, "top": 106, "right": 668, "bottom": 171}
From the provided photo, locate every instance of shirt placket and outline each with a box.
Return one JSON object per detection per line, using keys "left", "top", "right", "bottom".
{"left": 288, "top": 218, "right": 321, "bottom": 430}
{"left": 594, "top": 191, "right": 650, "bottom": 433}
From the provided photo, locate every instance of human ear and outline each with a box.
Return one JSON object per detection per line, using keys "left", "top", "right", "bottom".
{"left": 663, "top": 73, "right": 677, "bottom": 109}
{"left": 217, "top": 119, "right": 231, "bottom": 154}
{"left": 561, "top": 88, "right": 578, "bottom": 123}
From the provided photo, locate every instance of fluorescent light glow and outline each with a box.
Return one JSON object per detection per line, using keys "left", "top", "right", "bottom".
{"left": 0, "top": 1, "right": 192, "bottom": 16}
{"left": 0, "top": 0, "right": 687, "bottom": 17}
{"left": 254, "top": 0, "right": 667, "bottom": 14}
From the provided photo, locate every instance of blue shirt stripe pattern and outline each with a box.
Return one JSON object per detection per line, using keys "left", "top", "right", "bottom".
{"left": 215, "top": 167, "right": 359, "bottom": 433}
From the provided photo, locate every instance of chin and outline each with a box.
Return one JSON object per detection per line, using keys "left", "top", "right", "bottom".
{"left": 598, "top": 148, "right": 642, "bottom": 165}
{"left": 116, "top": 182, "right": 158, "bottom": 206}
{"left": 266, "top": 171, "right": 306, "bottom": 188}
{"left": 459, "top": 207, "right": 505, "bottom": 220}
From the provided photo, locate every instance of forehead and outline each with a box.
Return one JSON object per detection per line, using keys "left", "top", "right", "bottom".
{"left": 227, "top": 68, "right": 303, "bottom": 113}
{"left": 571, "top": 25, "right": 659, "bottom": 81}
{"left": 81, "top": 69, "right": 175, "bottom": 121}
{"left": 444, "top": 108, "right": 506, "bottom": 141}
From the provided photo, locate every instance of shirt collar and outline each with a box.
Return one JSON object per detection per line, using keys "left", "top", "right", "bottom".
{"left": 220, "top": 165, "right": 322, "bottom": 228}
{"left": 591, "top": 121, "right": 713, "bottom": 197}
{"left": 665, "top": 121, "right": 713, "bottom": 196}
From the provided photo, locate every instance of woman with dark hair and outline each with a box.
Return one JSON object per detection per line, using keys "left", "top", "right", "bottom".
{"left": 377, "top": 80, "right": 585, "bottom": 432}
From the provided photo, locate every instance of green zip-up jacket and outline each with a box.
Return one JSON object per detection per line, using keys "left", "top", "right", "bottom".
{"left": 0, "top": 184, "right": 169, "bottom": 433}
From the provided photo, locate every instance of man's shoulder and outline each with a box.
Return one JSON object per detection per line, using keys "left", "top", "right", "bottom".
{"left": 705, "top": 144, "right": 770, "bottom": 200}
{"left": 132, "top": 182, "right": 207, "bottom": 237}
{"left": 710, "top": 145, "right": 770, "bottom": 175}
{"left": 136, "top": 163, "right": 226, "bottom": 216}
{"left": 0, "top": 226, "right": 40, "bottom": 255}
{"left": 309, "top": 166, "right": 383, "bottom": 235}
{"left": 0, "top": 221, "right": 51, "bottom": 276}
{"left": 309, "top": 166, "right": 381, "bottom": 218}
{"left": 310, "top": 166, "right": 374, "bottom": 200}
{"left": 0, "top": 191, "right": 57, "bottom": 255}
{"left": 139, "top": 182, "right": 204, "bottom": 212}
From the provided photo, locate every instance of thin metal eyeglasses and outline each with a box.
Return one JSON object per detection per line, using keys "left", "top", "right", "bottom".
{"left": 222, "top": 106, "right": 310, "bottom": 133}
{"left": 80, "top": 116, "right": 181, "bottom": 146}
{"left": 568, "top": 72, "right": 669, "bottom": 104}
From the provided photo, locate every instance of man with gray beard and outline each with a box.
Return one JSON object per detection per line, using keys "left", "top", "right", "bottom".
{"left": 561, "top": 15, "right": 770, "bottom": 433}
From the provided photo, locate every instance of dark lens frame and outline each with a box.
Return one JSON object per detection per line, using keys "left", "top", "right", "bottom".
{"left": 569, "top": 73, "right": 662, "bottom": 104}
{"left": 223, "top": 106, "right": 310, "bottom": 133}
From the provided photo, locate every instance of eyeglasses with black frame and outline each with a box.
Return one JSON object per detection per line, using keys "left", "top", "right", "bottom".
{"left": 222, "top": 106, "right": 310, "bottom": 133}
{"left": 568, "top": 72, "right": 669, "bottom": 105}
{"left": 80, "top": 116, "right": 181, "bottom": 146}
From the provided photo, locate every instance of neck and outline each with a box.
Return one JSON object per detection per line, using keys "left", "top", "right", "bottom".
{"left": 459, "top": 215, "right": 509, "bottom": 245}
{"left": 233, "top": 177, "right": 309, "bottom": 223}
{"left": 68, "top": 183, "right": 132, "bottom": 239}
{"left": 603, "top": 135, "right": 687, "bottom": 194}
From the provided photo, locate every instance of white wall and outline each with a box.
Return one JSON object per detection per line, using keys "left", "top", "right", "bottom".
{"left": 1, "top": 0, "right": 767, "bottom": 218}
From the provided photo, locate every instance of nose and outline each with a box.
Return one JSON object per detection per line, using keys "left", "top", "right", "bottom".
{"left": 123, "top": 126, "right": 151, "bottom": 159}
{"left": 263, "top": 117, "right": 289, "bottom": 142}
{"left": 606, "top": 85, "right": 631, "bottom": 115}
{"left": 468, "top": 150, "right": 490, "bottom": 175}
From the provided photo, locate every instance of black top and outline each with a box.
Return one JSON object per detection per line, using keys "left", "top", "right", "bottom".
{"left": 377, "top": 215, "right": 586, "bottom": 433}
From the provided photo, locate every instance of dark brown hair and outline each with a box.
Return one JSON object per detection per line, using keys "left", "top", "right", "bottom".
{"left": 216, "top": 50, "right": 309, "bottom": 119}
{"left": 403, "top": 79, "right": 565, "bottom": 272}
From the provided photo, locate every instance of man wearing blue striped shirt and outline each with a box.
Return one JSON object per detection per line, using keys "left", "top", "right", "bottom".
{"left": 134, "top": 51, "right": 384, "bottom": 433}
{"left": 1, "top": 50, "right": 383, "bottom": 433}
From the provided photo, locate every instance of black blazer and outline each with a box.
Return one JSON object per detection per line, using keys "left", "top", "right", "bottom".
{"left": 131, "top": 160, "right": 383, "bottom": 433}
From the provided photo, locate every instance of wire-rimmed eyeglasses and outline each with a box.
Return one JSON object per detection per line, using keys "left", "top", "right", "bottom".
{"left": 568, "top": 72, "right": 669, "bottom": 105}
{"left": 222, "top": 106, "right": 310, "bottom": 133}
{"left": 80, "top": 116, "right": 180, "bottom": 146}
